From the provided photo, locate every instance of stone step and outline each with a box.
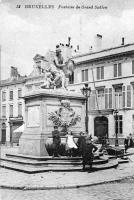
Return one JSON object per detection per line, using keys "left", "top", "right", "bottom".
{"left": 0, "top": 160, "right": 82, "bottom": 173}
{"left": 1, "top": 157, "right": 82, "bottom": 166}
{"left": 0, "top": 156, "right": 108, "bottom": 166}
{"left": 91, "top": 159, "right": 118, "bottom": 171}
{"left": 6, "top": 153, "right": 82, "bottom": 161}
{"left": 2, "top": 155, "right": 109, "bottom": 166}
{"left": 0, "top": 159, "right": 118, "bottom": 174}
{"left": 6, "top": 153, "right": 103, "bottom": 161}
{"left": 117, "top": 158, "right": 129, "bottom": 164}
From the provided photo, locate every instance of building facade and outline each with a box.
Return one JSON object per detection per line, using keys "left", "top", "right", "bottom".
{"left": 0, "top": 67, "right": 26, "bottom": 145}
{"left": 68, "top": 43, "right": 134, "bottom": 144}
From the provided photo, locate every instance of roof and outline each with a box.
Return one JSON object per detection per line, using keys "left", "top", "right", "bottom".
{"left": 71, "top": 43, "right": 134, "bottom": 64}
{"left": 0, "top": 76, "right": 26, "bottom": 87}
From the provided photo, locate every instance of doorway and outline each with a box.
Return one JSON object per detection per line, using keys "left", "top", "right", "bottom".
{"left": 94, "top": 116, "right": 108, "bottom": 143}
{"left": 1, "top": 123, "right": 6, "bottom": 144}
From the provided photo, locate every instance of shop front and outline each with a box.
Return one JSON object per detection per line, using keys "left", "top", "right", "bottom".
{"left": 9, "top": 116, "right": 23, "bottom": 145}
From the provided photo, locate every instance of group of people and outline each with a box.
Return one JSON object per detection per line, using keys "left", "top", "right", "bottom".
{"left": 52, "top": 126, "right": 98, "bottom": 171}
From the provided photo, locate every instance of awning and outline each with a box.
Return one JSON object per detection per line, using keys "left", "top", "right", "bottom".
{"left": 13, "top": 124, "right": 24, "bottom": 133}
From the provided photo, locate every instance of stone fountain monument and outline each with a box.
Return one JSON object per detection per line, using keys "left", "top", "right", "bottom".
{"left": 19, "top": 46, "right": 86, "bottom": 157}
{"left": 1, "top": 46, "right": 121, "bottom": 173}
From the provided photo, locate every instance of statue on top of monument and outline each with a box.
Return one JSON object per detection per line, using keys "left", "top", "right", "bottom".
{"left": 41, "top": 45, "right": 74, "bottom": 89}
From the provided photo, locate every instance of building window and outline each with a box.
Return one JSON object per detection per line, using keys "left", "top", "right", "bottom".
{"left": 68, "top": 72, "right": 74, "bottom": 84}
{"left": 97, "top": 89, "right": 105, "bottom": 109}
{"left": 18, "top": 103, "right": 22, "bottom": 116}
{"left": 115, "top": 115, "right": 123, "bottom": 135}
{"left": 132, "top": 60, "right": 134, "bottom": 74}
{"left": 2, "top": 105, "right": 6, "bottom": 118}
{"left": 114, "top": 87, "right": 122, "bottom": 109}
{"left": 132, "top": 115, "right": 134, "bottom": 134}
{"left": 114, "top": 63, "right": 122, "bottom": 77}
{"left": 18, "top": 89, "right": 22, "bottom": 98}
{"left": 127, "top": 85, "right": 131, "bottom": 107}
{"left": 9, "top": 104, "right": 13, "bottom": 117}
{"left": 9, "top": 90, "right": 13, "bottom": 100}
{"left": 81, "top": 69, "right": 88, "bottom": 82}
{"left": 96, "top": 66, "right": 104, "bottom": 80}
{"left": 2, "top": 91, "right": 6, "bottom": 102}
{"left": 27, "top": 85, "right": 32, "bottom": 91}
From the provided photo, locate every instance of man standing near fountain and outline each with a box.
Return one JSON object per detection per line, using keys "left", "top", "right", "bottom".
{"left": 82, "top": 136, "right": 98, "bottom": 171}
{"left": 52, "top": 126, "right": 61, "bottom": 157}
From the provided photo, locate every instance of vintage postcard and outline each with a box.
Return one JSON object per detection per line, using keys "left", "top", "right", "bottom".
{"left": 1, "top": 0, "right": 134, "bottom": 200}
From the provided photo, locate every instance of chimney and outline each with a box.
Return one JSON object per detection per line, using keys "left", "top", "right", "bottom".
{"left": 10, "top": 66, "right": 20, "bottom": 79}
{"left": 89, "top": 46, "right": 93, "bottom": 53}
{"left": 0, "top": 45, "right": 1, "bottom": 81}
{"left": 121, "top": 37, "right": 125, "bottom": 45}
{"left": 68, "top": 37, "right": 71, "bottom": 46}
{"left": 95, "top": 34, "right": 102, "bottom": 51}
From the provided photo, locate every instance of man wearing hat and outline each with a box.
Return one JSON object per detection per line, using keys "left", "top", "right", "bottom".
{"left": 52, "top": 125, "right": 61, "bottom": 157}
{"left": 82, "top": 136, "right": 98, "bottom": 171}
{"left": 77, "top": 132, "right": 86, "bottom": 156}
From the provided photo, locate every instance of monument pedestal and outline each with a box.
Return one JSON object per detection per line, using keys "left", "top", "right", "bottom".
{"left": 19, "top": 89, "right": 86, "bottom": 157}
{"left": 19, "top": 134, "right": 48, "bottom": 156}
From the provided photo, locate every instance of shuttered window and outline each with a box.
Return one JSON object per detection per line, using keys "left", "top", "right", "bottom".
{"left": 96, "top": 66, "right": 104, "bottom": 80}
{"left": 2, "top": 105, "right": 6, "bottom": 118}
{"left": 9, "top": 105, "right": 13, "bottom": 117}
{"left": 109, "top": 88, "right": 112, "bottom": 108}
{"left": 97, "top": 89, "right": 105, "bottom": 110}
{"left": 127, "top": 85, "right": 131, "bottom": 107}
{"left": 118, "top": 63, "right": 122, "bottom": 77}
{"left": 114, "top": 63, "right": 122, "bottom": 77}
{"left": 105, "top": 88, "right": 108, "bottom": 109}
{"left": 9, "top": 91, "right": 13, "bottom": 100}
{"left": 81, "top": 69, "right": 88, "bottom": 82}
{"left": 97, "top": 67, "right": 100, "bottom": 80}
{"left": 114, "top": 64, "right": 117, "bottom": 77}
{"left": 114, "top": 87, "right": 122, "bottom": 109}
{"left": 122, "top": 86, "right": 126, "bottom": 108}
{"left": 82, "top": 70, "right": 84, "bottom": 82}
{"left": 18, "top": 89, "right": 22, "bottom": 98}
{"left": 132, "top": 60, "right": 134, "bottom": 74}
{"left": 85, "top": 69, "right": 88, "bottom": 81}
{"left": 2, "top": 91, "right": 6, "bottom": 102}
{"left": 89, "top": 90, "right": 96, "bottom": 110}
{"left": 18, "top": 103, "right": 22, "bottom": 116}
{"left": 101, "top": 66, "right": 104, "bottom": 79}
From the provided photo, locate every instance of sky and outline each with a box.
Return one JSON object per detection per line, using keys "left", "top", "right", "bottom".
{"left": 1, "top": 0, "right": 134, "bottom": 79}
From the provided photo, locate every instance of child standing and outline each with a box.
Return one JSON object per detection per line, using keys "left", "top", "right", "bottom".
{"left": 66, "top": 131, "right": 77, "bottom": 157}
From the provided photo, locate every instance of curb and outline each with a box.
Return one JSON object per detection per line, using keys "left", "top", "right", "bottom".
{"left": 0, "top": 176, "right": 133, "bottom": 190}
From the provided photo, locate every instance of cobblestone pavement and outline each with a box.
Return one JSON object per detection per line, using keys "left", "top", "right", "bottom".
{"left": 1, "top": 178, "right": 134, "bottom": 200}
{"left": 1, "top": 146, "right": 134, "bottom": 196}
{"left": 0, "top": 147, "right": 134, "bottom": 190}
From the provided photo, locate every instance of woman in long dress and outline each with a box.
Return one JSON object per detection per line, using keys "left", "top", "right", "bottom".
{"left": 66, "top": 131, "right": 77, "bottom": 157}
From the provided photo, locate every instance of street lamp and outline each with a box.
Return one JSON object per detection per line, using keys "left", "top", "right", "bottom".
{"left": 81, "top": 83, "right": 91, "bottom": 134}
{"left": 113, "top": 109, "right": 119, "bottom": 146}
